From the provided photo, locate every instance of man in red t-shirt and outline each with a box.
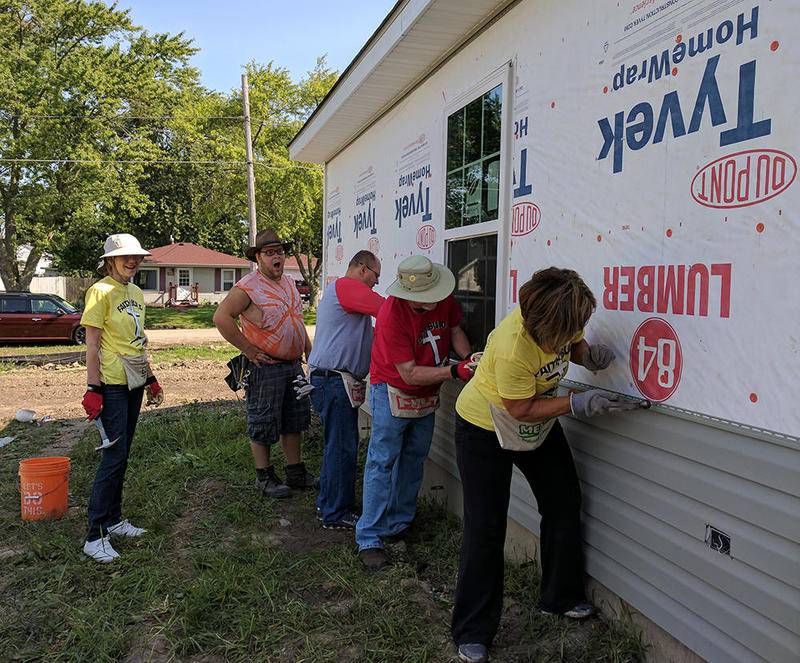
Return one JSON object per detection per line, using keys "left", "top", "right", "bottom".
{"left": 356, "top": 255, "right": 475, "bottom": 570}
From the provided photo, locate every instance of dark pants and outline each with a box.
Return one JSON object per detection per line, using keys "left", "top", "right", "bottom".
{"left": 310, "top": 373, "right": 360, "bottom": 523}
{"left": 86, "top": 385, "right": 144, "bottom": 541}
{"left": 451, "top": 414, "right": 586, "bottom": 646}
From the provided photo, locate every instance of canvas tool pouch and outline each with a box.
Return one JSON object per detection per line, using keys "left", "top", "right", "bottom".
{"left": 336, "top": 371, "right": 366, "bottom": 408}
{"left": 489, "top": 403, "right": 555, "bottom": 452}
{"left": 387, "top": 384, "right": 439, "bottom": 419}
{"left": 119, "top": 352, "right": 149, "bottom": 390}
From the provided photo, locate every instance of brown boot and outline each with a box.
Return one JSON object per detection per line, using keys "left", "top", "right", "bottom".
{"left": 359, "top": 547, "right": 389, "bottom": 571}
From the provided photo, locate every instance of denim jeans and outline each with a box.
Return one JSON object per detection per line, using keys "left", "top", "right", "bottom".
{"left": 451, "top": 414, "right": 585, "bottom": 646}
{"left": 310, "top": 373, "right": 360, "bottom": 523}
{"left": 355, "top": 382, "right": 436, "bottom": 551}
{"left": 86, "top": 384, "right": 144, "bottom": 541}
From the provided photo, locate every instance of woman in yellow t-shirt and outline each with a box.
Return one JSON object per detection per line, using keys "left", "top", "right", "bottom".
{"left": 451, "top": 267, "right": 638, "bottom": 663}
{"left": 79, "top": 234, "right": 164, "bottom": 564}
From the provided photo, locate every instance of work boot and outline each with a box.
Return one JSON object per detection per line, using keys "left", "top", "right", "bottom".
{"left": 255, "top": 466, "right": 290, "bottom": 499}
{"left": 358, "top": 547, "right": 389, "bottom": 571}
{"left": 284, "top": 462, "right": 319, "bottom": 489}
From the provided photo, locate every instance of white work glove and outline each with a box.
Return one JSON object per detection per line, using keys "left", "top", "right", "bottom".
{"left": 293, "top": 374, "right": 314, "bottom": 400}
{"left": 569, "top": 390, "right": 640, "bottom": 418}
{"left": 582, "top": 344, "right": 615, "bottom": 371}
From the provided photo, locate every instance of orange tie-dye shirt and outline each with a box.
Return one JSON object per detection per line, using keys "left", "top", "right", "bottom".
{"left": 235, "top": 271, "right": 306, "bottom": 360}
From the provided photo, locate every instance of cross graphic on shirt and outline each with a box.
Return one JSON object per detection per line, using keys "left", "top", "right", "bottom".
{"left": 421, "top": 328, "right": 442, "bottom": 365}
{"left": 126, "top": 305, "right": 145, "bottom": 348}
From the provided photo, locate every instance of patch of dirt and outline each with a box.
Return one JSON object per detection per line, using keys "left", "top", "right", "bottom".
{"left": 0, "top": 359, "right": 232, "bottom": 421}
{"left": 172, "top": 478, "right": 227, "bottom": 575}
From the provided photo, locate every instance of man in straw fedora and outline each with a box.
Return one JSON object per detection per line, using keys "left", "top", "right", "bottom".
{"left": 355, "top": 255, "right": 476, "bottom": 571}
{"left": 214, "top": 229, "right": 317, "bottom": 499}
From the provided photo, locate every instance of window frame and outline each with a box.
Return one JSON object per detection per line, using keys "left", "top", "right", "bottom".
{"left": 221, "top": 268, "right": 236, "bottom": 291}
{"left": 177, "top": 268, "right": 192, "bottom": 288}
{"left": 440, "top": 62, "right": 513, "bottom": 336}
{"left": 135, "top": 267, "right": 160, "bottom": 291}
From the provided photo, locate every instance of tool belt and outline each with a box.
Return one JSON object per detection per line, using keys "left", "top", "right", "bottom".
{"left": 387, "top": 384, "right": 439, "bottom": 419}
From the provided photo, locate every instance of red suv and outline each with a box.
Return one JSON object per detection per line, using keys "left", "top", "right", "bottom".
{"left": 0, "top": 292, "right": 85, "bottom": 344}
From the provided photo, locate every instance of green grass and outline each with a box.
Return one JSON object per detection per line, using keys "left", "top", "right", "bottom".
{"left": 0, "top": 407, "right": 647, "bottom": 662}
{"left": 145, "top": 305, "right": 217, "bottom": 329}
{"left": 0, "top": 344, "right": 86, "bottom": 357}
{"left": 149, "top": 345, "right": 239, "bottom": 363}
{"left": 145, "top": 305, "right": 316, "bottom": 329}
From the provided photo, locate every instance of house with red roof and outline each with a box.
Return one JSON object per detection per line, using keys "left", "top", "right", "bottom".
{"left": 135, "top": 242, "right": 313, "bottom": 306}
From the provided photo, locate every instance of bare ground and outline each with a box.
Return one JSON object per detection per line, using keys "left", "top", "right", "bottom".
{"left": 0, "top": 359, "right": 233, "bottom": 421}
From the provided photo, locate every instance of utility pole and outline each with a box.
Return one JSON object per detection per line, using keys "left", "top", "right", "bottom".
{"left": 241, "top": 73, "right": 258, "bottom": 270}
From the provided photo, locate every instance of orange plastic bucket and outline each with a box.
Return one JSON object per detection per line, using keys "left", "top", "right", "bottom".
{"left": 18, "top": 456, "right": 71, "bottom": 521}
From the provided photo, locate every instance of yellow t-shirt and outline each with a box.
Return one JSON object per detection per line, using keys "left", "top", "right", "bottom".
{"left": 456, "top": 307, "right": 583, "bottom": 431}
{"left": 80, "top": 277, "right": 147, "bottom": 385}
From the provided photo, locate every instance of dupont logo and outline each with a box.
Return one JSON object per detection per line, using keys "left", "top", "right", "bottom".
{"left": 691, "top": 149, "right": 796, "bottom": 209}
{"left": 368, "top": 236, "right": 380, "bottom": 255}
{"left": 511, "top": 202, "right": 541, "bottom": 236}
{"left": 416, "top": 224, "right": 436, "bottom": 250}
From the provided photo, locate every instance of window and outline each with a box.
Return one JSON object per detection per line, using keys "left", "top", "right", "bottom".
{"left": 221, "top": 269, "right": 235, "bottom": 291}
{"left": 447, "top": 235, "right": 497, "bottom": 351}
{"left": 31, "top": 298, "right": 61, "bottom": 314}
{"left": 134, "top": 268, "right": 158, "bottom": 290}
{"left": 0, "top": 297, "right": 30, "bottom": 313}
{"left": 446, "top": 85, "right": 502, "bottom": 229}
{"left": 177, "top": 269, "right": 191, "bottom": 287}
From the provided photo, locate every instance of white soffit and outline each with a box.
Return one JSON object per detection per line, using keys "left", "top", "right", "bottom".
{"left": 289, "top": 0, "right": 514, "bottom": 164}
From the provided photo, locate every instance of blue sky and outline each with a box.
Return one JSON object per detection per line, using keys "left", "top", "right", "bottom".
{"left": 115, "top": 1, "right": 397, "bottom": 92}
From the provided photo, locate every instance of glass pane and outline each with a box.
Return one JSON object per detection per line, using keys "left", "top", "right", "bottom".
{"left": 482, "top": 156, "right": 501, "bottom": 222}
{"left": 447, "top": 109, "right": 464, "bottom": 173}
{"left": 446, "top": 235, "right": 498, "bottom": 351}
{"left": 1, "top": 298, "right": 30, "bottom": 313}
{"left": 464, "top": 97, "right": 482, "bottom": 165}
{"left": 446, "top": 169, "right": 464, "bottom": 229}
{"left": 135, "top": 270, "right": 157, "bottom": 290}
{"left": 32, "top": 298, "right": 60, "bottom": 313}
{"left": 463, "top": 163, "right": 482, "bottom": 226}
{"left": 483, "top": 85, "right": 502, "bottom": 156}
{"left": 178, "top": 270, "right": 190, "bottom": 286}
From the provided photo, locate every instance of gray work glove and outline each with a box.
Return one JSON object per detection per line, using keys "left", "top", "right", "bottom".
{"left": 293, "top": 374, "right": 314, "bottom": 400}
{"left": 582, "top": 344, "right": 616, "bottom": 371}
{"left": 569, "top": 389, "right": 640, "bottom": 417}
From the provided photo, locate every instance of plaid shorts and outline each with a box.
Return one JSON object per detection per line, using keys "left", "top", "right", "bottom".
{"left": 245, "top": 360, "right": 310, "bottom": 445}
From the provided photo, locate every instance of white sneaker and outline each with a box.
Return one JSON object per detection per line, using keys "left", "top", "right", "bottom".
{"left": 83, "top": 536, "right": 119, "bottom": 563}
{"left": 107, "top": 519, "right": 147, "bottom": 538}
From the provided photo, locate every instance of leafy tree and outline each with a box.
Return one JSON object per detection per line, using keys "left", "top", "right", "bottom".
{"left": 243, "top": 57, "right": 337, "bottom": 303}
{"left": 0, "top": 0, "right": 198, "bottom": 288}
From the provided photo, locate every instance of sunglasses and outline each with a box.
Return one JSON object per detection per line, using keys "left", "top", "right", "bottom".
{"left": 360, "top": 262, "right": 380, "bottom": 279}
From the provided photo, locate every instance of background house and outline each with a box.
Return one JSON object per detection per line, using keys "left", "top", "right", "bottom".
{"left": 137, "top": 242, "right": 313, "bottom": 306}
{"left": 137, "top": 243, "right": 249, "bottom": 306}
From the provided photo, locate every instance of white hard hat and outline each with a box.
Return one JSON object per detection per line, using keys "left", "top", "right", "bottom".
{"left": 99, "top": 233, "right": 151, "bottom": 259}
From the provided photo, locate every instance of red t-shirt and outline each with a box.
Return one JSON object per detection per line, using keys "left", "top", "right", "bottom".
{"left": 370, "top": 294, "right": 463, "bottom": 397}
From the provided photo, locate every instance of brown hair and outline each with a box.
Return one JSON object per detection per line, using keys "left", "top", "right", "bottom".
{"left": 348, "top": 250, "right": 377, "bottom": 270}
{"left": 518, "top": 267, "right": 596, "bottom": 352}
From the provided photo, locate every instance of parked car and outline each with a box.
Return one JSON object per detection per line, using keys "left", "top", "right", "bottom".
{"left": 0, "top": 291, "right": 85, "bottom": 344}
{"left": 295, "top": 280, "right": 311, "bottom": 302}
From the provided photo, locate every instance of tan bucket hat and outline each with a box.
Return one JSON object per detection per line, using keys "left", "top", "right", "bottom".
{"left": 245, "top": 229, "right": 292, "bottom": 261}
{"left": 385, "top": 255, "right": 456, "bottom": 303}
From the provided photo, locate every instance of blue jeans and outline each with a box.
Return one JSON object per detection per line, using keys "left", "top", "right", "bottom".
{"left": 355, "top": 382, "right": 436, "bottom": 551}
{"left": 310, "top": 373, "right": 360, "bottom": 523}
{"left": 86, "top": 384, "right": 144, "bottom": 541}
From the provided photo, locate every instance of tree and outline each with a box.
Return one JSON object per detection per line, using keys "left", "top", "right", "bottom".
{"left": 0, "top": 0, "right": 199, "bottom": 289}
{"left": 243, "top": 58, "right": 337, "bottom": 304}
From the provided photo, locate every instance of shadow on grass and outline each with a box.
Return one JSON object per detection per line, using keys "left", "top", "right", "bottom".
{"left": 0, "top": 402, "right": 646, "bottom": 663}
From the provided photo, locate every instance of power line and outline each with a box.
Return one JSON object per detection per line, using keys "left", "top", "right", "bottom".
{"left": 2, "top": 113, "right": 301, "bottom": 124}
{"left": 0, "top": 157, "right": 319, "bottom": 170}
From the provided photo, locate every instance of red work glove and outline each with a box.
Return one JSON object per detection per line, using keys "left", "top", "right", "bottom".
{"left": 145, "top": 377, "right": 164, "bottom": 406}
{"left": 82, "top": 390, "right": 103, "bottom": 420}
{"left": 450, "top": 359, "right": 475, "bottom": 382}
